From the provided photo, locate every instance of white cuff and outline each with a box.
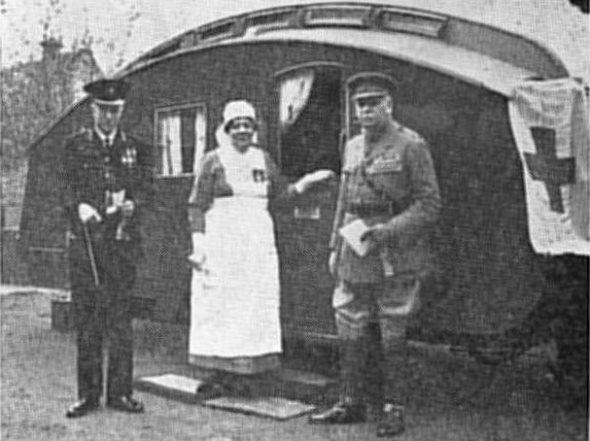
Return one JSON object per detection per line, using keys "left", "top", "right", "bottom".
{"left": 191, "top": 232, "right": 206, "bottom": 252}
{"left": 293, "top": 181, "right": 306, "bottom": 194}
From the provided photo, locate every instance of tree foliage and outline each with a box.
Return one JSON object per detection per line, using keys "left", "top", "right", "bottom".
{"left": 1, "top": 0, "right": 141, "bottom": 177}
{"left": 2, "top": 40, "right": 78, "bottom": 172}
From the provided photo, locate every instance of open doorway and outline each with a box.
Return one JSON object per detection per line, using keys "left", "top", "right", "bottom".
{"left": 274, "top": 64, "right": 343, "bottom": 338}
{"left": 278, "top": 65, "right": 342, "bottom": 178}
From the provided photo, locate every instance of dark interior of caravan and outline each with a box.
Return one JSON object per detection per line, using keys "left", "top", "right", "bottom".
{"left": 278, "top": 66, "right": 342, "bottom": 178}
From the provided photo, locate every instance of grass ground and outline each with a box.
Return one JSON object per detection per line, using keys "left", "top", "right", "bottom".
{"left": 1, "top": 290, "right": 588, "bottom": 441}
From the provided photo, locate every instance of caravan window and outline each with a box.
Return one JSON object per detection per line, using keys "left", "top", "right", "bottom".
{"left": 155, "top": 103, "right": 207, "bottom": 176}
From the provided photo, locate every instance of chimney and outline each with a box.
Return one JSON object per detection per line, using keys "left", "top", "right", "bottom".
{"left": 40, "top": 37, "right": 63, "bottom": 63}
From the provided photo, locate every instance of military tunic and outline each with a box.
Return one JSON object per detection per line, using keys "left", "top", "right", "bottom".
{"left": 329, "top": 119, "right": 441, "bottom": 404}
{"left": 331, "top": 120, "right": 441, "bottom": 285}
{"left": 62, "top": 128, "right": 154, "bottom": 401}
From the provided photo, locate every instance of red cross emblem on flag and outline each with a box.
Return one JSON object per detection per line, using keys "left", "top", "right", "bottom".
{"left": 524, "top": 127, "right": 576, "bottom": 213}
{"left": 509, "top": 78, "right": 589, "bottom": 255}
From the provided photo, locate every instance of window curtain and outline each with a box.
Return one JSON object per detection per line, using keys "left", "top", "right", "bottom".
{"left": 193, "top": 109, "right": 207, "bottom": 174}
{"left": 160, "top": 112, "right": 182, "bottom": 175}
{"left": 279, "top": 69, "right": 315, "bottom": 131}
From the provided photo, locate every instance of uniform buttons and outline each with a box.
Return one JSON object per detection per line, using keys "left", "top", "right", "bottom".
{"left": 104, "top": 157, "right": 110, "bottom": 164}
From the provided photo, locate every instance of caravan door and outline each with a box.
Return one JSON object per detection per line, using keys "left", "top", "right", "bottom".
{"left": 273, "top": 63, "right": 344, "bottom": 340}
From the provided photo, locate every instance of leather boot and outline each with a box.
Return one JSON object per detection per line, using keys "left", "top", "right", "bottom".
{"left": 339, "top": 337, "right": 370, "bottom": 405}
{"left": 381, "top": 335, "right": 409, "bottom": 407}
{"left": 379, "top": 336, "right": 409, "bottom": 437}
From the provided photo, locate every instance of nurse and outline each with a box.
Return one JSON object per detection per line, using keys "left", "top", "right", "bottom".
{"left": 187, "top": 100, "right": 333, "bottom": 396}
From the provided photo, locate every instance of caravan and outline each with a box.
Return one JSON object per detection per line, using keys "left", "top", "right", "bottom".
{"left": 20, "top": 2, "right": 589, "bottom": 377}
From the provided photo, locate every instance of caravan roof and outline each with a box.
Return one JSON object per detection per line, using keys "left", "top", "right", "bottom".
{"left": 122, "top": 2, "right": 570, "bottom": 97}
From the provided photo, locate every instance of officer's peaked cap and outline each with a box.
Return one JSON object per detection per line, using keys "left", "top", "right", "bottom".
{"left": 84, "top": 78, "right": 130, "bottom": 106}
{"left": 349, "top": 72, "right": 397, "bottom": 100}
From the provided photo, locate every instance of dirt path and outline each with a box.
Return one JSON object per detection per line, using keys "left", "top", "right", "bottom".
{"left": 1, "top": 291, "right": 587, "bottom": 441}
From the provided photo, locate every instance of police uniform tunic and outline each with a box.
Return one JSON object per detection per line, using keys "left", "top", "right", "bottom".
{"left": 62, "top": 128, "right": 153, "bottom": 401}
{"left": 329, "top": 119, "right": 441, "bottom": 403}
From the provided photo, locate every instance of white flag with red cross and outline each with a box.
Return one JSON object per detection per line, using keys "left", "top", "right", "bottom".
{"left": 509, "top": 78, "right": 589, "bottom": 256}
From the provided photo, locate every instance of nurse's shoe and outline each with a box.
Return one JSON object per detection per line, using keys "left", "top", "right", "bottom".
{"left": 195, "top": 380, "right": 225, "bottom": 400}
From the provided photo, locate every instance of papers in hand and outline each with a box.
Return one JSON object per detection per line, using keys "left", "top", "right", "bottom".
{"left": 339, "top": 219, "right": 372, "bottom": 257}
{"left": 106, "top": 189, "right": 126, "bottom": 215}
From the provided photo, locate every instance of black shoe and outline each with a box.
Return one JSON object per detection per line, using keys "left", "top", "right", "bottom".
{"left": 224, "top": 379, "right": 254, "bottom": 398}
{"left": 376, "top": 403, "right": 405, "bottom": 437}
{"left": 65, "top": 398, "right": 100, "bottom": 418}
{"left": 308, "top": 401, "right": 366, "bottom": 425}
{"left": 195, "top": 380, "right": 225, "bottom": 400}
{"left": 107, "top": 395, "right": 144, "bottom": 413}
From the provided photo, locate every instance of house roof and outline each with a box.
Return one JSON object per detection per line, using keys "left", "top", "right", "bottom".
{"left": 3, "top": 47, "right": 101, "bottom": 77}
{"left": 3, "top": 45, "right": 102, "bottom": 153}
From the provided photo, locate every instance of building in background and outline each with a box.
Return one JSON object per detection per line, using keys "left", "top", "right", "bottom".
{"left": 1, "top": 37, "right": 102, "bottom": 284}
{"left": 2, "top": 36, "right": 102, "bottom": 213}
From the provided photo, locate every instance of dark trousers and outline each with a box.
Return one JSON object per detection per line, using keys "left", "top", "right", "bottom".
{"left": 69, "top": 237, "right": 136, "bottom": 401}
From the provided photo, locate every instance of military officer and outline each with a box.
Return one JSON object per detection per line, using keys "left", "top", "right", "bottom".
{"left": 309, "top": 73, "right": 441, "bottom": 437}
{"left": 62, "top": 78, "right": 154, "bottom": 418}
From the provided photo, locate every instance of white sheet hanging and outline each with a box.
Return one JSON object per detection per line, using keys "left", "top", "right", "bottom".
{"left": 508, "top": 78, "right": 589, "bottom": 255}
{"left": 279, "top": 69, "right": 314, "bottom": 130}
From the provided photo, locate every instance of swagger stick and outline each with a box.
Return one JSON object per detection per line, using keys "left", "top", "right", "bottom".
{"left": 82, "top": 222, "right": 100, "bottom": 286}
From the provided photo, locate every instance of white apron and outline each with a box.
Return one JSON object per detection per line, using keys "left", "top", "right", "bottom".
{"left": 189, "top": 145, "right": 282, "bottom": 359}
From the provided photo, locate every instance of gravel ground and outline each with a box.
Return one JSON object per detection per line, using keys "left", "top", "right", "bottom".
{"left": 1, "top": 290, "right": 587, "bottom": 441}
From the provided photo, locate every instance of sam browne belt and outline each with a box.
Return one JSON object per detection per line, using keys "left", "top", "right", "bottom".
{"left": 346, "top": 202, "right": 401, "bottom": 217}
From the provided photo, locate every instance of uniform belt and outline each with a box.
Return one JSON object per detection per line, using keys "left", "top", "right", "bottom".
{"left": 347, "top": 202, "right": 399, "bottom": 217}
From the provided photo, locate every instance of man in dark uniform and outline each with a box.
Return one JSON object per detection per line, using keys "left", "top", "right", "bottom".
{"left": 309, "top": 73, "right": 441, "bottom": 437}
{"left": 62, "top": 79, "right": 154, "bottom": 418}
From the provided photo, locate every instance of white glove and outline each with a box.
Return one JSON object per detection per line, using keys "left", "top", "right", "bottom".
{"left": 106, "top": 190, "right": 127, "bottom": 215}
{"left": 78, "top": 203, "right": 102, "bottom": 224}
{"left": 294, "top": 169, "right": 335, "bottom": 193}
{"left": 188, "top": 232, "right": 207, "bottom": 269}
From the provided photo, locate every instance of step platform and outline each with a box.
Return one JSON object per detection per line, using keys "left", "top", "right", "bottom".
{"left": 203, "top": 396, "right": 315, "bottom": 420}
{"left": 134, "top": 370, "right": 330, "bottom": 419}
{"left": 134, "top": 373, "right": 205, "bottom": 404}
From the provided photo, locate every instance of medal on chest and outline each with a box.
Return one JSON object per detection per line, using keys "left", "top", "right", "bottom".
{"left": 367, "top": 152, "right": 403, "bottom": 173}
{"left": 121, "top": 146, "right": 137, "bottom": 168}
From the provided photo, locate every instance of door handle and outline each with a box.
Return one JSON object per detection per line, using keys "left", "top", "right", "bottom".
{"left": 294, "top": 206, "right": 321, "bottom": 220}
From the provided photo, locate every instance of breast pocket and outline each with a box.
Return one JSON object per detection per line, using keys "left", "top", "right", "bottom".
{"left": 81, "top": 161, "right": 106, "bottom": 182}
{"left": 74, "top": 154, "right": 106, "bottom": 192}
{"left": 365, "top": 161, "right": 407, "bottom": 200}
{"left": 76, "top": 150, "right": 103, "bottom": 171}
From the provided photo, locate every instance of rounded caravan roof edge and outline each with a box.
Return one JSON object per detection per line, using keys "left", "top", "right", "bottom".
{"left": 115, "top": 30, "right": 537, "bottom": 98}
{"left": 27, "top": 1, "right": 571, "bottom": 153}
{"left": 26, "top": 97, "right": 91, "bottom": 154}
{"left": 121, "top": 2, "right": 569, "bottom": 78}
